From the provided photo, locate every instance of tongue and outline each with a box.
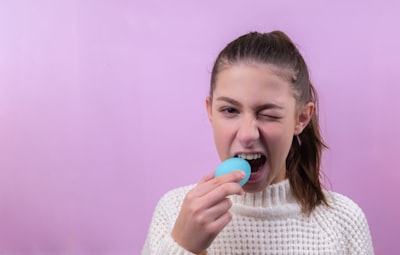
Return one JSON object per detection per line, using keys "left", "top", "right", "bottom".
{"left": 247, "top": 157, "right": 264, "bottom": 172}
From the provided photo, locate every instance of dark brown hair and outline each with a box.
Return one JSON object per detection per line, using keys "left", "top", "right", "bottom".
{"left": 209, "top": 31, "right": 328, "bottom": 214}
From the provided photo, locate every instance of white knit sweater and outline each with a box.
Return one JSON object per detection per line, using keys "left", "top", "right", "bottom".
{"left": 142, "top": 180, "right": 374, "bottom": 254}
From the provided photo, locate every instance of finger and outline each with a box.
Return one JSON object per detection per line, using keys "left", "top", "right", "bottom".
{"left": 195, "top": 170, "right": 245, "bottom": 197}
{"left": 186, "top": 172, "right": 215, "bottom": 201}
{"left": 186, "top": 172, "right": 217, "bottom": 201}
{"left": 205, "top": 210, "right": 233, "bottom": 236}
{"left": 204, "top": 197, "right": 233, "bottom": 221}
{"left": 212, "top": 170, "right": 246, "bottom": 186}
{"left": 187, "top": 170, "right": 245, "bottom": 206}
{"left": 199, "top": 172, "right": 215, "bottom": 184}
{"left": 200, "top": 182, "right": 243, "bottom": 208}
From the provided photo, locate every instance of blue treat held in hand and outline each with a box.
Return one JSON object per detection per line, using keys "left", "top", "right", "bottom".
{"left": 214, "top": 157, "right": 251, "bottom": 186}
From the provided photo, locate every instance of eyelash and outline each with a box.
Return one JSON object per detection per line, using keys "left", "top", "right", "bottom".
{"left": 221, "top": 107, "right": 238, "bottom": 114}
{"left": 220, "top": 107, "right": 281, "bottom": 120}
{"left": 258, "top": 114, "right": 281, "bottom": 121}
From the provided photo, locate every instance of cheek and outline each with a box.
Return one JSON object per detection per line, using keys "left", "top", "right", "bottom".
{"left": 212, "top": 120, "right": 235, "bottom": 156}
{"left": 261, "top": 124, "right": 294, "bottom": 150}
{"left": 213, "top": 121, "right": 230, "bottom": 142}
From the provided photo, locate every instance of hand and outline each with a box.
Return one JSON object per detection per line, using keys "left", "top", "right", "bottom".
{"left": 171, "top": 170, "right": 245, "bottom": 254}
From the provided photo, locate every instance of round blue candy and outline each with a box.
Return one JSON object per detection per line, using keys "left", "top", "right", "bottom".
{"left": 214, "top": 157, "right": 251, "bottom": 186}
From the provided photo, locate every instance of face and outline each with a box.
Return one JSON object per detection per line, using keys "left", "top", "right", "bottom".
{"left": 206, "top": 63, "right": 313, "bottom": 192}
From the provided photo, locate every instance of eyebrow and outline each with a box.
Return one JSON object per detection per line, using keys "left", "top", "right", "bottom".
{"left": 215, "top": 96, "right": 284, "bottom": 111}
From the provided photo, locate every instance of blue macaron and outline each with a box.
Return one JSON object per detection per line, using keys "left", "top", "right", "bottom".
{"left": 214, "top": 157, "right": 251, "bottom": 186}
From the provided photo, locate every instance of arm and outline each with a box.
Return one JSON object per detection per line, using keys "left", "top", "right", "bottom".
{"left": 331, "top": 193, "right": 374, "bottom": 255}
{"left": 142, "top": 171, "right": 245, "bottom": 255}
{"left": 141, "top": 185, "right": 195, "bottom": 255}
{"left": 346, "top": 206, "right": 374, "bottom": 255}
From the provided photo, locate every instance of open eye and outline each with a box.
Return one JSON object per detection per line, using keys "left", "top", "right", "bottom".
{"left": 221, "top": 107, "right": 239, "bottom": 115}
{"left": 224, "top": 107, "right": 237, "bottom": 113}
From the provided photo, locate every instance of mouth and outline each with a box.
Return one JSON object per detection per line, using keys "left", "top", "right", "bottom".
{"left": 234, "top": 153, "right": 266, "bottom": 175}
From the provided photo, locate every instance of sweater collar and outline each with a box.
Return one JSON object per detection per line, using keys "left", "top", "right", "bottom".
{"left": 230, "top": 179, "right": 302, "bottom": 218}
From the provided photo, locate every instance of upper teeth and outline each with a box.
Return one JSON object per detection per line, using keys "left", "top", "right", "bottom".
{"left": 237, "top": 153, "right": 262, "bottom": 160}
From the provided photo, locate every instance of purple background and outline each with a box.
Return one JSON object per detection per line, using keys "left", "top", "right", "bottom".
{"left": 1, "top": 1, "right": 399, "bottom": 254}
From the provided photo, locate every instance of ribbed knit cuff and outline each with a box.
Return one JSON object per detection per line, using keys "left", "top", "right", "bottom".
{"left": 155, "top": 234, "right": 198, "bottom": 255}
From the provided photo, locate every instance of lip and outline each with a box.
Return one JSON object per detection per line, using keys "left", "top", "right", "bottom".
{"left": 232, "top": 151, "right": 266, "bottom": 157}
{"left": 247, "top": 164, "right": 266, "bottom": 181}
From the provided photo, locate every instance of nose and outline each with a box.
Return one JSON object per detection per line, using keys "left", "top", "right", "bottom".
{"left": 237, "top": 116, "right": 260, "bottom": 148}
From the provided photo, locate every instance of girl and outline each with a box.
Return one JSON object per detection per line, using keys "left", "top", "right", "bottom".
{"left": 142, "top": 31, "right": 374, "bottom": 255}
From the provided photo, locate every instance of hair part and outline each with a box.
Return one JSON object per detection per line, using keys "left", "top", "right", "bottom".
{"left": 210, "top": 31, "right": 328, "bottom": 214}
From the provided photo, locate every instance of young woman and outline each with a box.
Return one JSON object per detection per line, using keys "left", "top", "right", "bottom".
{"left": 142, "top": 31, "right": 374, "bottom": 254}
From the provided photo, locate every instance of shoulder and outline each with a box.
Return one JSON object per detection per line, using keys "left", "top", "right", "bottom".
{"left": 147, "top": 184, "right": 196, "bottom": 231}
{"left": 155, "top": 184, "right": 196, "bottom": 213}
{"left": 323, "top": 191, "right": 367, "bottom": 224}
{"left": 160, "top": 184, "right": 195, "bottom": 202}
{"left": 313, "top": 190, "right": 374, "bottom": 253}
{"left": 315, "top": 190, "right": 369, "bottom": 230}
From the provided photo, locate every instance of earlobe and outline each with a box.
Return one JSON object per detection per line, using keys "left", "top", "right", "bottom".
{"left": 295, "top": 102, "right": 314, "bottom": 135}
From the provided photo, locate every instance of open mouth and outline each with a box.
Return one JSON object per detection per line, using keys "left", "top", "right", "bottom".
{"left": 235, "top": 153, "right": 266, "bottom": 174}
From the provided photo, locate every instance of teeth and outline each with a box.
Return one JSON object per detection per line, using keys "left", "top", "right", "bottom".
{"left": 237, "top": 153, "right": 262, "bottom": 160}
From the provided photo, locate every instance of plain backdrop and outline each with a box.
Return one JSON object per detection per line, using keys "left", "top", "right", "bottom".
{"left": 1, "top": 1, "right": 399, "bottom": 254}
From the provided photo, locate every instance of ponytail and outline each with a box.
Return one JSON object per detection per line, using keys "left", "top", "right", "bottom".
{"left": 286, "top": 84, "right": 328, "bottom": 214}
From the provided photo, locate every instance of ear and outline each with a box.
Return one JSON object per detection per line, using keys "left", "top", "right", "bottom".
{"left": 294, "top": 102, "right": 314, "bottom": 135}
{"left": 206, "top": 96, "right": 213, "bottom": 123}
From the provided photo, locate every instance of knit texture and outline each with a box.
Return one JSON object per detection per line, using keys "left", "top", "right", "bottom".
{"left": 142, "top": 180, "right": 374, "bottom": 254}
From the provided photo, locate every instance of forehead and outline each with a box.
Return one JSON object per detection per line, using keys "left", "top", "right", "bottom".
{"left": 213, "top": 63, "right": 296, "bottom": 104}
{"left": 215, "top": 60, "right": 295, "bottom": 85}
